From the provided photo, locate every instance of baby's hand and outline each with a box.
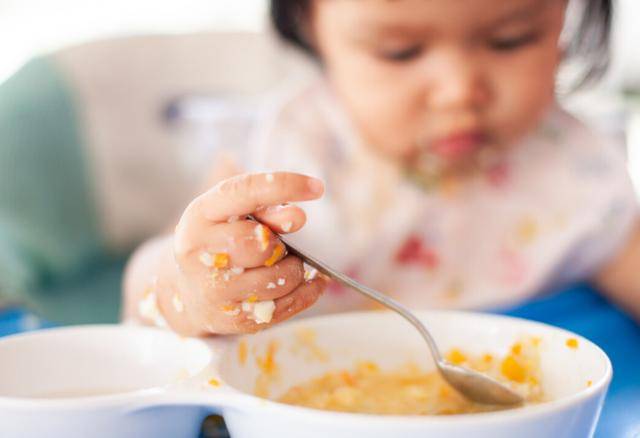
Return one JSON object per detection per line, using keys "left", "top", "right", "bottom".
{"left": 171, "top": 172, "right": 326, "bottom": 335}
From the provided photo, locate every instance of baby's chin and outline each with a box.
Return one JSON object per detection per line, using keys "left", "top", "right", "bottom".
{"left": 406, "top": 141, "right": 508, "bottom": 180}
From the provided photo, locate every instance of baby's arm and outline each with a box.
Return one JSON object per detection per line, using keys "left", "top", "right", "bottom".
{"left": 594, "top": 219, "right": 640, "bottom": 320}
{"left": 123, "top": 172, "right": 327, "bottom": 336}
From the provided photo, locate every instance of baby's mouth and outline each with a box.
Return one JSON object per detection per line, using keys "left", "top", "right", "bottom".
{"left": 429, "top": 130, "right": 488, "bottom": 160}
{"left": 406, "top": 131, "right": 498, "bottom": 187}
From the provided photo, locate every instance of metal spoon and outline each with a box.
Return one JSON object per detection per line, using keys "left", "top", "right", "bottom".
{"left": 281, "top": 237, "right": 524, "bottom": 406}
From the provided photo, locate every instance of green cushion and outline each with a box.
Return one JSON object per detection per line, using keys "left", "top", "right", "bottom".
{"left": 0, "top": 56, "right": 119, "bottom": 323}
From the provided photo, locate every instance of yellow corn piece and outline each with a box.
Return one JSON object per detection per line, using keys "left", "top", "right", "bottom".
{"left": 446, "top": 349, "right": 467, "bottom": 365}
{"left": 208, "top": 378, "right": 220, "bottom": 387}
{"left": 213, "top": 253, "right": 229, "bottom": 269}
{"left": 247, "top": 293, "right": 258, "bottom": 303}
{"left": 566, "top": 338, "right": 579, "bottom": 349}
{"left": 500, "top": 355, "right": 526, "bottom": 383}
{"left": 264, "top": 243, "right": 285, "bottom": 267}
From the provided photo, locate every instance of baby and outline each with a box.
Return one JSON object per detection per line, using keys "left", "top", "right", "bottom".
{"left": 124, "top": 0, "right": 640, "bottom": 336}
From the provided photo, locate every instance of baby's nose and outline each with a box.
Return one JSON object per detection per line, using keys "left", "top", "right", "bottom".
{"left": 424, "top": 49, "right": 489, "bottom": 111}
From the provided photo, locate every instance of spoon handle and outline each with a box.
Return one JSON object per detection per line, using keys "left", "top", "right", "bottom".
{"left": 281, "top": 236, "right": 443, "bottom": 362}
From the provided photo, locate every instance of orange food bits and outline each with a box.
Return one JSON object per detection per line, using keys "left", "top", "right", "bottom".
{"left": 264, "top": 243, "right": 285, "bottom": 267}
{"left": 341, "top": 371, "right": 356, "bottom": 386}
{"left": 446, "top": 349, "right": 467, "bottom": 365}
{"left": 587, "top": 380, "right": 593, "bottom": 387}
{"left": 247, "top": 293, "right": 258, "bottom": 303}
{"left": 213, "top": 253, "right": 229, "bottom": 269}
{"left": 482, "top": 354, "right": 493, "bottom": 363}
{"left": 238, "top": 340, "right": 248, "bottom": 365}
{"left": 511, "top": 343, "right": 522, "bottom": 355}
{"left": 257, "top": 341, "right": 279, "bottom": 375}
{"left": 208, "top": 378, "right": 220, "bottom": 387}
{"left": 516, "top": 217, "right": 538, "bottom": 245}
{"left": 359, "top": 361, "right": 379, "bottom": 373}
{"left": 566, "top": 338, "right": 579, "bottom": 349}
{"left": 438, "top": 385, "right": 451, "bottom": 398}
{"left": 500, "top": 355, "right": 526, "bottom": 383}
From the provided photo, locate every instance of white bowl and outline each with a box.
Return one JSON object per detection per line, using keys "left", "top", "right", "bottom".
{"left": 0, "top": 311, "right": 611, "bottom": 438}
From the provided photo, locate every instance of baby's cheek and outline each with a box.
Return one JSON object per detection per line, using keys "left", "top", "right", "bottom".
{"left": 492, "top": 90, "right": 552, "bottom": 148}
{"left": 491, "top": 60, "right": 557, "bottom": 147}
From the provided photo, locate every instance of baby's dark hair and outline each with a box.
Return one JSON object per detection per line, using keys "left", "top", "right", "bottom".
{"left": 270, "top": 0, "right": 613, "bottom": 89}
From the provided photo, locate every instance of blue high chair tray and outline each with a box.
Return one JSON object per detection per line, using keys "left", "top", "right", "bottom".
{"left": 501, "top": 284, "right": 640, "bottom": 438}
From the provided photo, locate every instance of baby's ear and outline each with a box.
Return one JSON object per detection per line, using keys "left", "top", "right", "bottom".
{"left": 205, "top": 152, "right": 242, "bottom": 190}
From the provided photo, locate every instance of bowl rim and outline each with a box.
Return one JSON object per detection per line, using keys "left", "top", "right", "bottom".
{"left": 0, "top": 324, "right": 215, "bottom": 408}
{"left": 0, "top": 311, "right": 612, "bottom": 424}
{"left": 222, "top": 310, "right": 613, "bottom": 424}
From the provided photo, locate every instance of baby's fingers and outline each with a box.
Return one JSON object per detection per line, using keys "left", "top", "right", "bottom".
{"left": 225, "top": 276, "right": 326, "bottom": 334}
{"left": 196, "top": 172, "right": 324, "bottom": 223}
{"left": 270, "top": 276, "right": 326, "bottom": 323}
{"left": 175, "top": 172, "right": 322, "bottom": 260}
{"left": 176, "top": 219, "right": 286, "bottom": 271}
{"left": 252, "top": 204, "right": 306, "bottom": 234}
{"left": 210, "top": 255, "right": 305, "bottom": 303}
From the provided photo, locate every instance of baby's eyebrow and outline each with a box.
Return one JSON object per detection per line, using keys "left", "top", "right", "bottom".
{"left": 485, "top": 0, "right": 549, "bottom": 28}
{"left": 348, "top": 23, "right": 431, "bottom": 44}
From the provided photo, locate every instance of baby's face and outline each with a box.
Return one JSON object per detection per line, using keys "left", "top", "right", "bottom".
{"left": 310, "top": 0, "right": 566, "bottom": 174}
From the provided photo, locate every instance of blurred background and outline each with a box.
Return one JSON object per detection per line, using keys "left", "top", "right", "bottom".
{"left": 1, "top": 0, "right": 640, "bottom": 325}
{"left": 0, "top": 4, "right": 639, "bottom": 436}
{"left": 1, "top": 0, "right": 639, "bottom": 185}
{"left": 0, "top": 0, "right": 269, "bottom": 82}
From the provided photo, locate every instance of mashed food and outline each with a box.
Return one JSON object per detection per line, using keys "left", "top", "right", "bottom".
{"left": 278, "top": 338, "right": 542, "bottom": 415}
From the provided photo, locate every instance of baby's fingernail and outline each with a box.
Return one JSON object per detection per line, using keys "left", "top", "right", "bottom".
{"left": 282, "top": 221, "right": 293, "bottom": 232}
{"left": 308, "top": 178, "right": 324, "bottom": 195}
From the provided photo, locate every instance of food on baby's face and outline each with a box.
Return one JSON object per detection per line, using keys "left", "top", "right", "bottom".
{"left": 277, "top": 338, "right": 543, "bottom": 415}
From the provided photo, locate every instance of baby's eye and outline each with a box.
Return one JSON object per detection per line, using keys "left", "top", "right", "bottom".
{"left": 377, "top": 45, "right": 423, "bottom": 62}
{"left": 487, "top": 33, "right": 539, "bottom": 52}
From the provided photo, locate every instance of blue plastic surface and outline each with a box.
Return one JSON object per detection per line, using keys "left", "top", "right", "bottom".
{"left": 500, "top": 284, "right": 640, "bottom": 438}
